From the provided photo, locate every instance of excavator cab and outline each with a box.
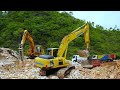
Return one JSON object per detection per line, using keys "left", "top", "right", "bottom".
{"left": 35, "top": 45, "right": 41, "bottom": 53}
{"left": 35, "top": 45, "right": 44, "bottom": 54}
{"left": 37, "top": 48, "right": 58, "bottom": 60}
{"left": 36, "top": 48, "right": 59, "bottom": 60}
{"left": 47, "top": 48, "right": 59, "bottom": 57}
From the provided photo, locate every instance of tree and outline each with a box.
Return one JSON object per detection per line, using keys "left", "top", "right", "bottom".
{"left": 1, "top": 11, "right": 120, "bottom": 59}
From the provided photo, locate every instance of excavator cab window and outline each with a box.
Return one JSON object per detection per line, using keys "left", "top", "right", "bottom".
{"left": 47, "top": 48, "right": 58, "bottom": 57}
{"left": 47, "top": 50, "right": 52, "bottom": 56}
{"left": 53, "top": 49, "right": 58, "bottom": 57}
{"left": 36, "top": 46, "right": 40, "bottom": 53}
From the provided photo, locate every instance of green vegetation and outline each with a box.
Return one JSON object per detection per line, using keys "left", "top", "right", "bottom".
{"left": 0, "top": 11, "right": 120, "bottom": 59}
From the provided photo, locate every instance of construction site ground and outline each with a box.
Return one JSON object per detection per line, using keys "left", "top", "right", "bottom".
{"left": 0, "top": 47, "right": 120, "bottom": 79}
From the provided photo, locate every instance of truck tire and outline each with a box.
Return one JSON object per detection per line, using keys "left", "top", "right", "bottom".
{"left": 73, "top": 60, "right": 77, "bottom": 62}
{"left": 107, "top": 59, "right": 113, "bottom": 62}
{"left": 110, "top": 59, "right": 113, "bottom": 62}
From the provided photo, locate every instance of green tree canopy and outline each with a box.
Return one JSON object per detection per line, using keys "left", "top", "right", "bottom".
{"left": 0, "top": 11, "right": 120, "bottom": 59}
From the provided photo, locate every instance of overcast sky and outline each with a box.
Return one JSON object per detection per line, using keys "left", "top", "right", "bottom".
{"left": 61, "top": 11, "right": 120, "bottom": 29}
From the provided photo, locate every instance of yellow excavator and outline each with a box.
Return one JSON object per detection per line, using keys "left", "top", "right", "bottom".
{"left": 34, "top": 23, "right": 90, "bottom": 78}
{"left": 19, "top": 30, "right": 44, "bottom": 60}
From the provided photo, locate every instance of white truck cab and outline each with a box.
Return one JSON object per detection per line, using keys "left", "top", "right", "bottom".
{"left": 92, "top": 55, "right": 98, "bottom": 59}
{"left": 72, "top": 55, "right": 87, "bottom": 63}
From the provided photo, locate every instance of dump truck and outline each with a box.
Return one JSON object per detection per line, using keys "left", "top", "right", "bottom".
{"left": 72, "top": 55, "right": 87, "bottom": 63}
{"left": 92, "top": 54, "right": 116, "bottom": 61}
{"left": 85, "top": 54, "right": 116, "bottom": 67}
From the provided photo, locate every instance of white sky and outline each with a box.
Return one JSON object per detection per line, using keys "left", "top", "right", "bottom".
{"left": 60, "top": 11, "right": 120, "bottom": 29}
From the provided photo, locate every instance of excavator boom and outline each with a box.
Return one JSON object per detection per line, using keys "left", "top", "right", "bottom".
{"left": 20, "top": 30, "right": 35, "bottom": 54}
{"left": 57, "top": 23, "right": 90, "bottom": 58}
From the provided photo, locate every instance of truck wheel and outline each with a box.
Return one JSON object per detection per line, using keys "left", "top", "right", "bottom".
{"left": 110, "top": 59, "right": 113, "bottom": 62}
{"left": 73, "top": 60, "right": 77, "bottom": 62}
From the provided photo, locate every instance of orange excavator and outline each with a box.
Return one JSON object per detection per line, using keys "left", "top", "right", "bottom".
{"left": 19, "top": 30, "right": 44, "bottom": 60}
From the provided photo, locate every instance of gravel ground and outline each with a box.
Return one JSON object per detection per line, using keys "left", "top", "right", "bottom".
{"left": 1, "top": 47, "right": 120, "bottom": 79}
{"left": 0, "top": 60, "right": 120, "bottom": 79}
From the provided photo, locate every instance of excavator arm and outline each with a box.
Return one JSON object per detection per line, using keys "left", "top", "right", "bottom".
{"left": 20, "top": 30, "right": 35, "bottom": 55}
{"left": 19, "top": 30, "right": 36, "bottom": 60}
{"left": 57, "top": 23, "right": 90, "bottom": 58}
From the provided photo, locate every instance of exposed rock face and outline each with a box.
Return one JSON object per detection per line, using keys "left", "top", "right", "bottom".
{"left": 0, "top": 48, "right": 19, "bottom": 61}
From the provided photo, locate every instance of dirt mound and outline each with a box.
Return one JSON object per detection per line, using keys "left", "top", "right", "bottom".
{"left": 0, "top": 47, "right": 19, "bottom": 67}
{"left": 1, "top": 47, "right": 120, "bottom": 79}
{"left": 101, "top": 61, "right": 117, "bottom": 67}
{"left": 0, "top": 48, "right": 19, "bottom": 61}
{"left": 67, "top": 60, "right": 120, "bottom": 79}
{"left": 1, "top": 59, "right": 120, "bottom": 79}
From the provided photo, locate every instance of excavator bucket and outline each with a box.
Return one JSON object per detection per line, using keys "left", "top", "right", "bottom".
{"left": 78, "top": 50, "right": 93, "bottom": 68}
{"left": 78, "top": 50, "right": 89, "bottom": 57}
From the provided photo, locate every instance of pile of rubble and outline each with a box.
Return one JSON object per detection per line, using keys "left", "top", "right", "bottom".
{"left": 1, "top": 47, "right": 120, "bottom": 79}
{"left": 0, "top": 48, "right": 58, "bottom": 79}
{"left": 67, "top": 61, "right": 120, "bottom": 79}
{"left": 0, "top": 59, "right": 61, "bottom": 79}
{"left": 1, "top": 59, "right": 120, "bottom": 79}
{"left": 0, "top": 59, "right": 48, "bottom": 79}
{"left": 0, "top": 48, "right": 19, "bottom": 61}
{"left": 0, "top": 48, "right": 19, "bottom": 67}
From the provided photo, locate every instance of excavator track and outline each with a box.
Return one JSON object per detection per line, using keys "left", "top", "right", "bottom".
{"left": 39, "top": 68, "right": 46, "bottom": 76}
{"left": 57, "top": 66, "right": 75, "bottom": 79}
{"left": 39, "top": 67, "right": 62, "bottom": 76}
{"left": 39, "top": 66, "right": 75, "bottom": 78}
